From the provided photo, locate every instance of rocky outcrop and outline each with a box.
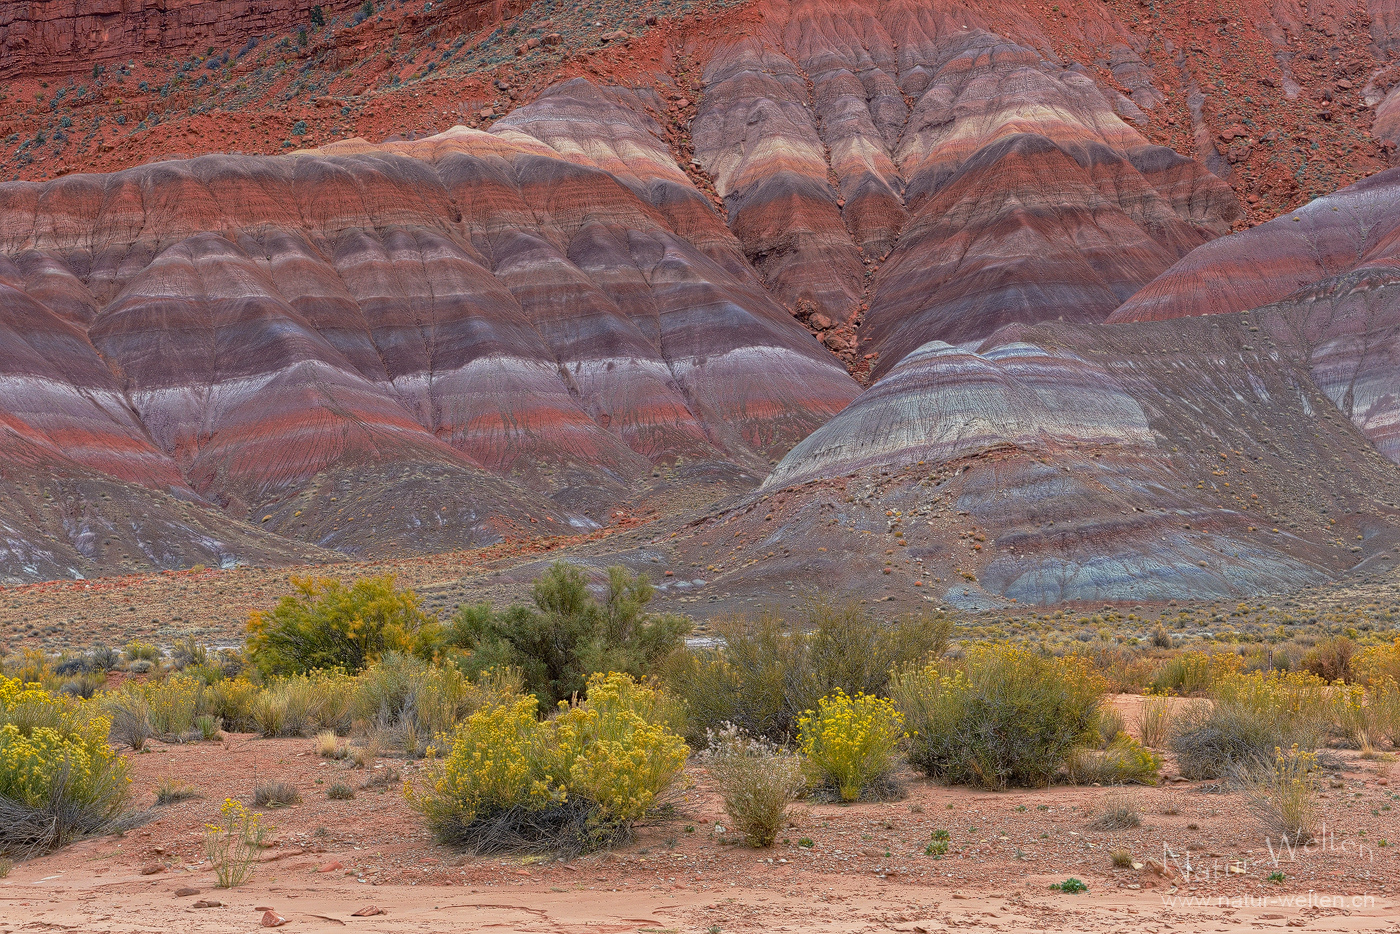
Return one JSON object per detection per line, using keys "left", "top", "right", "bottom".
{"left": 1112, "top": 168, "right": 1400, "bottom": 467}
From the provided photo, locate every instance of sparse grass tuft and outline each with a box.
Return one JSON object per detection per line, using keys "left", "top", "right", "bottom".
{"left": 1088, "top": 791, "right": 1142, "bottom": 830}
{"left": 326, "top": 782, "right": 355, "bottom": 800}
{"left": 314, "top": 730, "right": 343, "bottom": 759}
{"left": 1238, "top": 745, "right": 1319, "bottom": 845}
{"left": 154, "top": 777, "right": 198, "bottom": 805}
{"left": 1136, "top": 694, "right": 1173, "bottom": 748}
{"left": 253, "top": 780, "right": 301, "bottom": 808}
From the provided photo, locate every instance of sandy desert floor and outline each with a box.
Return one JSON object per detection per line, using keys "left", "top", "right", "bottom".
{"left": 2, "top": 698, "right": 1398, "bottom": 933}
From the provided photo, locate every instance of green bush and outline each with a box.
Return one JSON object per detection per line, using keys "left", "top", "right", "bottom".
{"left": 1065, "top": 734, "right": 1162, "bottom": 785}
{"left": 247, "top": 575, "right": 440, "bottom": 676}
{"left": 410, "top": 672, "right": 687, "bottom": 856}
{"left": 123, "top": 641, "right": 160, "bottom": 663}
{"left": 1169, "top": 670, "right": 1335, "bottom": 780}
{"left": 451, "top": 563, "right": 689, "bottom": 708}
{"left": 893, "top": 645, "right": 1105, "bottom": 789}
{"left": 666, "top": 603, "right": 951, "bottom": 744}
{"left": 0, "top": 677, "right": 130, "bottom": 855}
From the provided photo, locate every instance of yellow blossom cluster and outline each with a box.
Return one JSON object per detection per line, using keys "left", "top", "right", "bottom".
{"left": 797, "top": 690, "right": 905, "bottom": 802}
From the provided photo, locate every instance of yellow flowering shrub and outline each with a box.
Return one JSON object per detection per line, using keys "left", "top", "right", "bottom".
{"left": 892, "top": 645, "right": 1106, "bottom": 789}
{"left": 247, "top": 575, "right": 441, "bottom": 676}
{"left": 0, "top": 677, "right": 129, "bottom": 849}
{"left": 410, "top": 672, "right": 687, "bottom": 853}
{"left": 1171, "top": 670, "right": 1337, "bottom": 779}
{"left": 1354, "top": 640, "right": 1400, "bottom": 686}
{"left": 797, "top": 690, "right": 905, "bottom": 802}
{"left": 552, "top": 673, "right": 689, "bottom": 823}
{"left": 204, "top": 798, "right": 268, "bottom": 887}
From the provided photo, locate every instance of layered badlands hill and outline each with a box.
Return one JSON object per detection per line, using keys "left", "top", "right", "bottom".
{"left": 2, "top": 0, "right": 1400, "bottom": 605}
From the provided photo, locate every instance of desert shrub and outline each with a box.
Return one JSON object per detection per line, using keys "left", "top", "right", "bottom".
{"left": 195, "top": 715, "right": 222, "bottom": 741}
{"left": 1169, "top": 670, "right": 1334, "bottom": 780}
{"left": 1299, "top": 636, "right": 1355, "bottom": 683}
{"left": 700, "top": 725, "right": 805, "bottom": 847}
{"left": 1077, "top": 642, "right": 1153, "bottom": 693}
{"left": 170, "top": 637, "right": 208, "bottom": 671}
{"left": 1365, "top": 678, "right": 1400, "bottom": 746}
{"left": 1065, "top": 734, "right": 1161, "bottom": 785}
{"left": 664, "top": 613, "right": 797, "bottom": 743}
{"left": 144, "top": 675, "right": 203, "bottom": 738}
{"left": 797, "top": 690, "right": 904, "bottom": 802}
{"left": 247, "top": 575, "right": 441, "bottom": 676}
{"left": 58, "top": 671, "right": 107, "bottom": 699}
{"left": 353, "top": 654, "right": 521, "bottom": 756}
{"left": 1353, "top": 640, "right": 1400, "bottom": 686}
{"left": 1237, "top": 745, "right": 1319, "bottom": 844}
{"left": 452, "top": 564, "right": 689, "bottom": 708}
{"left": 123, "top": 641, "right": 160, "bottom": 664}
{"left": 88, "top": 646, "right": 120, "bottom": 672}
{"left": 1151, "top": 626, "right": 1173, "bottom": 649}
{"left": 6, "top": 649, "right": 55, "bottom": 689}
{"left": 1089, "top": 705, "right": 1126, "bottom": 747}
{"left": 411, "top": 672, "right": 687, "bottom": 856}
{"left": 1136, "top": 694, "right": 1173, "bottom": 748}
{"left": 105, "top": 688, "right": 153, "bottom": 750}
{"left": 1087, "top": 790, "right": 1141, "bottom": 830}
{"left": 207, "top": 678, "right": 260, "bottom": 732}
{"left": 893, "top": 646, "right": 1104, "bottom": 790}
{"left": 154, "top": 777, "right": 198, "bottom": 805}
{"left": 327, "top": 781, "right": 355, "bottom": 800}
{"left": 0, "top": 677, "right": 130, "bottom": 856}
{"left": 667, "top": 603, "right": 950, "bottom": 744}
{"left": 253, "top": 780, "right": 301, "bottom": 808}
{"left": 252, "top": 671, "right": 355, "bottom": 737}
{"left": 204, "top": 798, "right": 265, "bottom": 887}
{"left": 1149, "top": 650, "right": 1242, "bottom": 696}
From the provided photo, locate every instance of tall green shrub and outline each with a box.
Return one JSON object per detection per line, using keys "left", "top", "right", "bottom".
{"left": 892, "top": 645, "right": 1105, "bottom": 789}
{"left": 450, "top": 564, "right": 689, "bottom": 707}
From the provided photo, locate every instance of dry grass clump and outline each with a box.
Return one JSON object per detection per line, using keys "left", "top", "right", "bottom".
{"left": 1110, "top": 848, "right": 1134, "bottom": 868}
{"left": 252, "top": 780, "right": 301, "bottom": 808}
{"left": 1237, "top": 745, "right": 1319, "bottom": 845}
{"left": 1136, "top": 694, "right": 1173, "bottom": 748}
{"left": 360, "top": 766, "right": 400, "bottom": 791}
{"left": 700, "top": 725, "right": 805, "bottom": 847}
{"left": 154, "top": 777, "right": 198, "bottom": 805}
{"left": 314, "top": 730, "right": 345, "bottom": 759}
{"left": 1088, "top": 791, "right": 1142, "bottom": 831}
